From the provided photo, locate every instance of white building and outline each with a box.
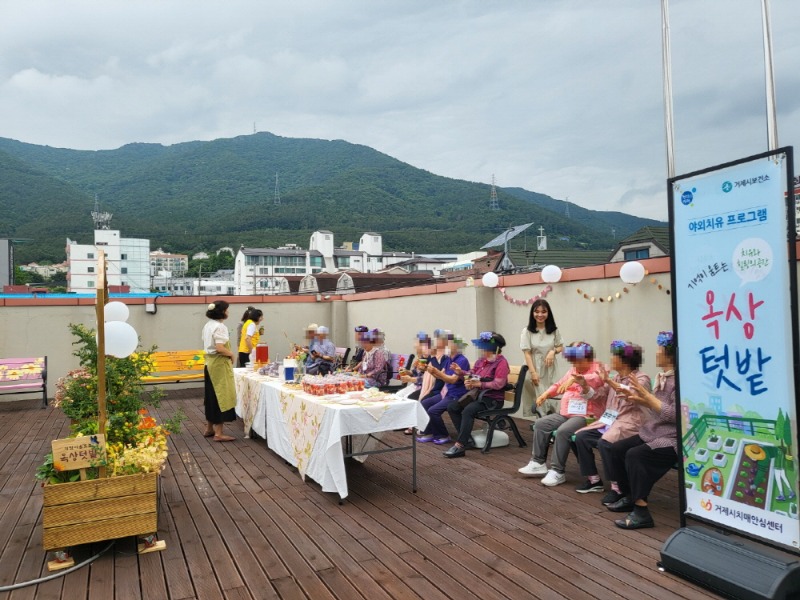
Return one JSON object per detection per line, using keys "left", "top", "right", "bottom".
{"left": 233, "top": 231, "right": 414, "bottom": 295}
{"left": 67, "top": 230, "right": 150, "bottom": 293}
{"left": 19, "top": 261, "right": 68, "bottom": 278}
{"left": 150, "top": 249, "right": 188, "bottom": 277}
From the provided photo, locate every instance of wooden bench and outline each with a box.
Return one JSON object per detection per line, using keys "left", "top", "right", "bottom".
{"left": 141, "top": 350, "right": 205, "bottom": 385}
{"left": 0, "top": 356, "right": 48, "bottom": 408}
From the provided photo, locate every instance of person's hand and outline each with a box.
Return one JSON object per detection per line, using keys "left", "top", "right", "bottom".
{"left": 557, "top": 375, "right": 579, "bottom": 395}
{"left": 400, "top": 374, "right": 415, "bottom": 383}
{"left": 536, "top": 393, "right": 548, "bottom": 407}
{"left": 597, "top": 363, "right": 611, "bottom": 383}
{"left": 544, "top": 349, "right": 556, "bottom": 368}
{"left": 451, "top": 362, "right": 463, "bottom": 374}
{"left": 530, "top": 371, "right": 540, "bottom": 386}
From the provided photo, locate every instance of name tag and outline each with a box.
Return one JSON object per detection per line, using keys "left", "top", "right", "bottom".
{"left": 599, "top": 409, "right": 619, "bottom": 426}
{"left": 567, "top": 399, "right": 587, "bottom": 416}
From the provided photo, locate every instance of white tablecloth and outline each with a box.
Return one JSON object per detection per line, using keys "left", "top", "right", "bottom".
{"left": 234, "top": 369, "right": 429, "bottom": 499}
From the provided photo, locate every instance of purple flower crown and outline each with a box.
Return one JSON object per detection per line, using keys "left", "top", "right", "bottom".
{"left": 564, "top": 342, "right": 592, "bottom": 360}
{"left": 610, "top": 340, "right": 637, "bottom": 358}
{"left": 656, "top": 331, "right": 675, "bottom": 347}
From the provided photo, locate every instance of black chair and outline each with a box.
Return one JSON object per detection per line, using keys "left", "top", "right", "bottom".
{"left": 379, "top": 352, "right": 414, "bottom": 393}
{"left": 334, "top": 347, "right": 350, "bottom": 370}
{"left": 474, "top": 364, "right": 528, "bottom": 453}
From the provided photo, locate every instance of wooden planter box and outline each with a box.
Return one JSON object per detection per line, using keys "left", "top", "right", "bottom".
{"left": 42, "top": 472, "right": 158, "bottom": 550}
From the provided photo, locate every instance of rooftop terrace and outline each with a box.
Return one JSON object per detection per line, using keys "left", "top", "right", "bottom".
{"left": 0, "top": 392, "right": 723, "bottom": 600}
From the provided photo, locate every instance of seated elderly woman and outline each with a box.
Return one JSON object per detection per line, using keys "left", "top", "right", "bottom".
{"left": 306, "top": 325, "right": 336, "bottom": 375}
{"left": 358, "top": 328, "right": 391, "bottom": 388}
{"left": 417, "top": 334, "right": 470, "bottom": 445}
{"left": 345, "top": 325, "right": 369, "bottom": 371}
{"left": 573, "top": 340, "right": 651, "bottom": 497}
{"left": 603, "top": 331, "right": 677, "bottom": 529}
{"left": 518, "top": 342, "right": 608, "bottom": 487}
{"left": 443, "top": 332, "right": 509, "bottom": 458}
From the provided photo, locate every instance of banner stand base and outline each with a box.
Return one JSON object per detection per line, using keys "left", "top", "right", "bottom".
{"left": 659, "top": 525, "right": 800, "bottom": 600}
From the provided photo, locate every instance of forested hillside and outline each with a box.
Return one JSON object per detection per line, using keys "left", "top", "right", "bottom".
{"left": 0, "top": 133, "right": 664, "bottom": 263}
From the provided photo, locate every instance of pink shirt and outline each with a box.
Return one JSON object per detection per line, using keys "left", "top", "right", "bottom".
{"left": 545, "top": 361, "right": 607, "bottom": 419}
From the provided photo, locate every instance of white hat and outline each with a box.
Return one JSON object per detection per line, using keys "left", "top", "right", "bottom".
{"left": 317, "top": 326, "right": 329, "bottom": 334}
{"left": 306, "top": 323, "right": 318, "bottom": 331}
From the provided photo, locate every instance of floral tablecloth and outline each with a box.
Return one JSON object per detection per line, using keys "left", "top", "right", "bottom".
{"left": 233, "top": 369, "right": 429, "bottom": 498}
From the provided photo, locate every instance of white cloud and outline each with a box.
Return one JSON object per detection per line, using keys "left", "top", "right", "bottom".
{"left": 0, "top": 0, "right": 797, "bottom": 222}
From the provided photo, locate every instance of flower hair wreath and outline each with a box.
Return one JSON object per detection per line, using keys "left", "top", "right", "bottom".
{"left": 479, "top": 331, "right": 495, "bottom": 344}
{"left": 207, "top": 303, "right": 216, "bottom": 310}
{"left": 610, "top": 340, "right": 637, "bottom": 358}
{"left": 657, "top": 331, "right": 675, "bottom": 348}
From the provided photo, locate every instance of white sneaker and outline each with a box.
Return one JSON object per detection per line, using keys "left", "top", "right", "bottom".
{"left": 541, "top": 470, "right": 566, "bottom": 487}
{"left": 518, "top": 460, "right": 548, "bottom": 476}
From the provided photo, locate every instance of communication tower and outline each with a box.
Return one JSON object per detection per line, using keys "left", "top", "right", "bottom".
{"left": 274, "top": 173, "right": 281, "bottom": 206}
{"left": 91, "top": 194, "right": 113, "bottom": 230}
{"left": 489, "top": 175, "right": 499, "bottom": 211}
{"left": 564, "top": 196, "right": 571, "bottom": 219}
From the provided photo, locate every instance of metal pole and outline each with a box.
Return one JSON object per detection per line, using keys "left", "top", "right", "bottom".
{"left": 661, "top": 0, "right": 676, "bottom": 178}
{"left": 761, "top": 0, "right": 779, "bottom": 150}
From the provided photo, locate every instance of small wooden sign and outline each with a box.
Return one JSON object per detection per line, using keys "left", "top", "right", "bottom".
{"left": 51, "top": 435, "right": 106, "bottom": 472}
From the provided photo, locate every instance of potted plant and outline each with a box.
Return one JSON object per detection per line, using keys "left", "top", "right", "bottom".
{"left": 37, "top": 323, "right": 183, "bottom": 568}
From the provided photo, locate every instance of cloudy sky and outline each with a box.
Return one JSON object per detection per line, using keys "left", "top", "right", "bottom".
{"left": 2, "top": 0, "right": 798, "bottom": 221}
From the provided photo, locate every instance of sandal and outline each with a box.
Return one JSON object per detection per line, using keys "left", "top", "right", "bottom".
{"left": 212, "top": 435, "right": 236, "bottom": 442}
{"left": 203, "top": 431, "right": 215, "bottom": 438}
{"left": 403, "top": 428, "right": 414, "bottom": 435}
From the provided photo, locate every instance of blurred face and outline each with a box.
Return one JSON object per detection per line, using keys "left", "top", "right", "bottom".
{"left": 571, "top": 357, "right": 592, "bottom": 372}
{"left": 533, "top": 305, "right": 549, "bottom": 324}
{"left": 610, "top": 354, "right": 625, "bottom": 372}
{"left": 435, "top": 336, "right": 447, "bottom": 350}
{"left": 656, "top": 346, "right": 673, "bottom": 369}
{"left": 448, "top": 340, "right": 460, "bottom": 355}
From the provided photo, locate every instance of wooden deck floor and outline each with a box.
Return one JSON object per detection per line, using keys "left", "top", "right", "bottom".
{"left": 0, "top": 392, "right": 725, "bottom": 600}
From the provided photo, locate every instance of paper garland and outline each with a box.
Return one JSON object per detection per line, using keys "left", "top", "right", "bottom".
{"left": 574, "top": 277, "right": 671, "bottom": 303}
{"left": 498, "top": 285, "right": 552, "bottom": 306}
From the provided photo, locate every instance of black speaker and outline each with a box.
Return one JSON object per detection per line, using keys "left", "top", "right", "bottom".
{"left": 660, "top": 526, "right": 800, "bottom": 600}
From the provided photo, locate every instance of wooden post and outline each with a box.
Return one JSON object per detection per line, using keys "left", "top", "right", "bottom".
{"left": 96, "top": 251, "right": 108, "bottom": 478}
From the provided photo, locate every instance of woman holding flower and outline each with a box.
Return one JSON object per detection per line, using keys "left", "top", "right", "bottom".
{"left": 444, "top": 332, "right": 509, "bottom": 458}
{"left": 518, "top": 342, "right": 608, "bottom": 486}
{"left": 573, "top": 340, "right": 650, "bottom": 498}
{"left": 604, "top": 331, "right": 678, "bottom": 529}
{"left": 202, "top": 300, "right": 237, "bottom": 442}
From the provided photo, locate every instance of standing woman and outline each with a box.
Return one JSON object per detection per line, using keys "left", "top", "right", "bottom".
{"left": 238, "top": 308, "right": 263, "bottom": 368}
{"left": 520, "top": 299, "right": 563, "bottom": 419}
{"left": 235, "top": 306, "right": 255, "bottom": 367}
{"left": 202, "top": 300, "right": 237, "bottom": 442}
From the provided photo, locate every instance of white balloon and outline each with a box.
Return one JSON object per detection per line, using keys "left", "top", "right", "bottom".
{"left": 104, "top": 301, "right": 130, "bottom": 323}
{"left": 619, "top": 261, "right": 646, "bottom": 284}
{"left": 541, "top": 265, "right": 562, "bottom": 283}
{"left": 104, "top": 321, "right": 139, "bottom": 358}
{"left": 482, "top": 272, "right": 499, "bottom": 288}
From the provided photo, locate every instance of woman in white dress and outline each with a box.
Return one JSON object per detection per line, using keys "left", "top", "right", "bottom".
{"left": 519, "top": 299, "right": 564, "bottom": 418}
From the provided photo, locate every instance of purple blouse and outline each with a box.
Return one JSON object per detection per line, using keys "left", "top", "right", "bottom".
{"left": 638, "top": 373, "right": 677, "bottom": 452}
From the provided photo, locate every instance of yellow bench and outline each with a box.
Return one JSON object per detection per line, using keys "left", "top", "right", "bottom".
{"left": 142, "top": 350, "right": 205, "bottom": 385}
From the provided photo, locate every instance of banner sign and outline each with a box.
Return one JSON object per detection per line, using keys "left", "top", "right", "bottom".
{"left": 670, "top": 150, "right": 799, "bottom": 549}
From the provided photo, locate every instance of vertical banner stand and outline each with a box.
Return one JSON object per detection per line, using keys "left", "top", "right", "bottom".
{"left": 660, "top": 148, "right": 800, "bottom": 599}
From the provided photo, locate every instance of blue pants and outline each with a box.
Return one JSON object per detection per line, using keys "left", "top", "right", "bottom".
{"left": 421, "top": 393, "right": 451, "bottom": 438}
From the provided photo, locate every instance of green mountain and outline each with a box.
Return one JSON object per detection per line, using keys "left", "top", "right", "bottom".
{"left": 0, "top": 133, "right": 665, "bottom": 263}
